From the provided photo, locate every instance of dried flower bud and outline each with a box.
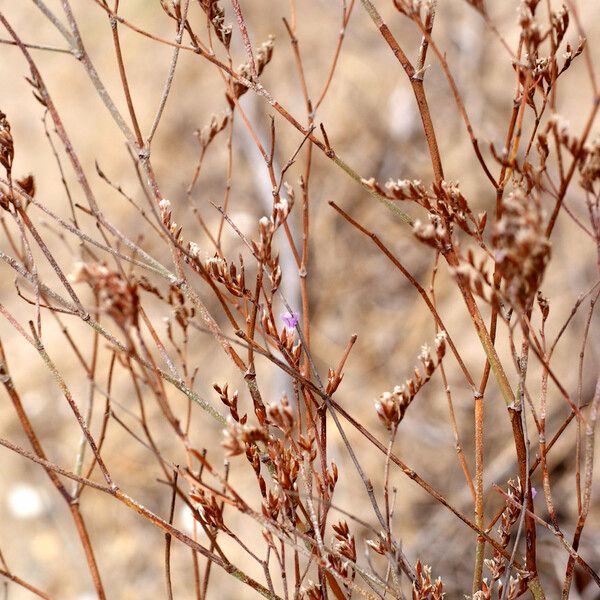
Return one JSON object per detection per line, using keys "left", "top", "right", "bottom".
{"left": 199, "top": 0, "right": 231, "bottom": 48}
{"left": 413, "top": 560, "right": 445, "bottom": 600}
{"left": 385, "top": 178, "right": 427, "bottom": 202}
{"left": 188, "top": 242, "right": 200, "bottom": 259}
{"left": 376, "top": 333, "right": 445, "bottom": 429}
{"left": 197, "top": 112, "right": 230, "bottom": 149}
{"left": 536, "top": 291, "right": 549, "bottom": 321}
{"left": 69, "top": 261, "right": 139, "bottom": 330}
{"left": 300, "top": 581, "right": 323, "bottom": 600}
{"left": 228, "top": 36, "right": 275, "bottom": 102}
{"left": 221, "top": 416, "right": 268, "bottom": 456}
{"left": 412, "top": 219, "right": 436, "bottom": 246}
{"left": 434, "top": 331, "right": 447, "bottom": 360}
{"left": 580, "top": 137, "right": 600, "bottom": 192}
{"left": 374, "top": 392, "right": 400, "bottom": 430}
{"left": 16, "top": 174, "right": 35, "bottom": 198}
{"left": 266, "top": 395, "right": 294, "bottom": 431}
{"left": 283, "top": 181, "right": 295, "bottom": 206}
{"left": 366, "top": 536, "right": 387, "bottom": 555}
{"left": 0, "top": 111, "right": 14, "bottom": 176}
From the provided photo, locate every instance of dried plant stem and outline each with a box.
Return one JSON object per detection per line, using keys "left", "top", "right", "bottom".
{"left": 494, "top": 485, "right": 600, "bottom": 589}
{"left": 0, "top": 249, "right": 227, "bottom": 423}
{"left": 0, "top": 568, "right": 52, "bottom": 600}
{"left": 358, "top": 0, "right": 444, "bottom": 182}
{"left": 165, "top": 471, "right": 178, "bottom": 600}
{"left": 472, "top": 88, "right": 522, "bottom": 591}
{"left": 86, "top": 0, "right": 415, "bottom": 222}
{"left": 352, "top": 17, "right": 541, "bottom": 585}
{"left": 430, "top": 255, "right": 476, "bottom": 500}
{"left": 107, "top": 0, "right": 144, "bottom": 147}
{"left": 231, "top": 0, "right": 256, "bottom": 77}
{"left": 410, "top": 12, "right": 497, "bottom": 187}
{"left": 329, "top": 201, "right": 475, "bottom": 388}
{"left": 4, "top": 12, "right": 247, "bottom": 374}
{"left": 148, "top": 1, "right": 190, "bottom": 144}
{"left": 562, "top": 376, "right": 600, "bottom": 598}
{"left": 0, "top": 436, "right": 282, "bottom": 600}
{"left": 0, "top": 338, "right": 106, "bottom": 599}
{"left": 313, "top": 0, "right": 355, "bottom": 112}
{"left": 0, "top": 38, "right": 69, "bottom": 53}
{"left": 31, "top": 0, "right": 73, "bottom": 43}
{"left": 328, "top": 396, "right": 522, "bottom": 566}
{"left": 1, "top": 2, "right": 598, "bottom": 597}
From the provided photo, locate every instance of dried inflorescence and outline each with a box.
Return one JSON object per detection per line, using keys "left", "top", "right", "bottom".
{"left": 393, "top": 0, "right": 433, "bottom": 18}
{"left": 412, "top": 560, "right": 445, "bottom": 600}
{"left": 1, "top": 1, "right": 598, "bottom": 598}
{"left": 205, "top": 254, "right": 246, "bottom": 297}
{"left": 69, "top": 262, "right": 141, "bottom": 330}
{"left": 196, "top": 111, "right": 230, "bottom": 151}
{"left": 382, "top": 178, "right": 428, "bottom": 203}
{"left": 492, "top": 187, "right": 551, "bottom": 309}
{"left": 198, "top": 0, "right": 232, "bottom": 48}
{"left": 411, "top": 214, "right": 448, "bottom": 250}
{"left": 266, "top": 394, "right": 294, "bottom": 432}
{"left": 579, "top": 137, "right": 600, "bottom": 193}
{"left": 218, "top": 388, "right": 304, "bottom": 528}
{"left": 513, "top": 1, "right": 587, "bottom": 113}
{"left": 375, "top": 332, "right": 446, "bottom": 429}
{"left": 466, "top": 577, "right": 521, "bottom": 600}
{"left": 300, "top": 581, "right": 324, "bottom": 600}
{"left": 331, "top": 520, "right": 356, "bottom": 565}
{"left": 0, "top": 110, "right": 14, "bottom": 179}
{"left": 363, "top": 177, "right": 486, "bottom": 248}
{"left": 221, "top": 415, "right": 268, "bottom": 456}
{"left": 159, "top": 197, "right": 184, "bottom": 243}
{"left": 517, "top": 1, "right": 542, "bottom": 47}
{"left": 365, "top": 534, "right": 388, "bottom": 556}
{"left": 228, "top": 36, "right": 275, "bottom": 103}
{"left": 159, "top": 0, "right": 183, "bottom": 21}
{"left": 485, "top": 480, "right": 522, "bottom": 582}
{"left": 0, "top": 174, "right": 35, "bottom": 212}
{"left": 167, "top": 284, "right": 195, "bottom": 335}
{"left": 469, "top": 576, "right": 519, "bottom": 600}
{"left": 456, "top": 249, "right": 495, "bottom": 304}
{"left": 16, "top": 174, "right": 35, "bottom": 199}
{"left": 259, "top": 309, "right": 302, "bottom": 365}
{"left": 214, "top": 383, "right": 245, "bottom": 423}
{"left": 190, "top": 487, "right": 225, "bottom": 530}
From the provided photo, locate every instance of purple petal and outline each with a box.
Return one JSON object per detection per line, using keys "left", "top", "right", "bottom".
{"left": 281, "top": 311, "right": 299, "bottom": 329}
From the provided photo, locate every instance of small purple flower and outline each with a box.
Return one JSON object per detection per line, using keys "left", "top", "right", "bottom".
{"left": 531, "top": 486, "right": 537, "bottom": 499}
{"left": 281, "top": 311, "right": 299, "bottom": 330}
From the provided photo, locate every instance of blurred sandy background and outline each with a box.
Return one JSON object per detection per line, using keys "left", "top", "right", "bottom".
{"left": 0, "top": 1, "right": 599, "bottom": 598}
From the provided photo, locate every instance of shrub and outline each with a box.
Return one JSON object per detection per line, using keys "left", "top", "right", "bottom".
{"left": 0, "top": 1, "right": 599, "bottom": 598}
